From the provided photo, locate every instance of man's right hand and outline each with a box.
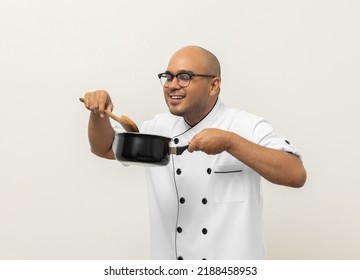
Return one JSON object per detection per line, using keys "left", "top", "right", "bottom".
{"left": 81, "top": 90, "right": 114, "bottom": 118}
{"left": 80, "top": 90, "right": 116, "bottom": 159}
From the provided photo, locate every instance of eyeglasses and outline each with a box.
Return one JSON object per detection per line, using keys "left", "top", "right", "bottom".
{"left": 158, "top": 72, "right": 216, "bottom": 88}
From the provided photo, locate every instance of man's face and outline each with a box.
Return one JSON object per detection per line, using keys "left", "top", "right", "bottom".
{"left": 163, "top": 49, "right": 217, "bottom": 126}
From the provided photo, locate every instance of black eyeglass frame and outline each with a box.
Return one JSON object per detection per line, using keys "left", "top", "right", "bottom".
{"left": 157, "top": 72, "right": 216, "bottom": 88}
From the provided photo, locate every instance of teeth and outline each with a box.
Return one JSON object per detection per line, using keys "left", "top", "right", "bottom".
{"left": 171, "top": 96, "right": 183, "bottom": 99}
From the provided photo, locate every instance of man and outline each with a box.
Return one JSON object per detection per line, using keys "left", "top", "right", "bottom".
{"left": 81, "top": 45, "right": 307, "bottom": 260}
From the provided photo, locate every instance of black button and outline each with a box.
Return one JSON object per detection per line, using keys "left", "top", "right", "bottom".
{"left": 177, "top": 227, "right": 182, "bottom": 233}
{"left": 174, "top": 138, "right": 179, "bottom": 144}
{"left": 202, "top": 198, "right": 207, "bottom": 204}
{"left": 202, "top": 228, "right": 208, "bottom": 234}
{"left": 285, "top": 140, "right": 290, "bottom": 144}
{"left": 176, "top": 168, "right": 182, "bottom": 175}
{"left": 177, "top": 256, "right": 183, "bottom": 260}
{"left": 207, "top": 168, "right": 212, "bottom": 174}
{"left": 202, "top": 258, "right": 207, "bottom": 260}
{"left": 180, "top": 197, "right": 185, "bottom": 204}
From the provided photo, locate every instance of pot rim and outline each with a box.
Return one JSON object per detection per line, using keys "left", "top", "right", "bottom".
{"left": 115, "top": 132, "right": 172, "bottom": 142}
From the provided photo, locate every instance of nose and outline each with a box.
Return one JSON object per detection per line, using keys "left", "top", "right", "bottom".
{"left": 168, "top": 76, "right": 181, "bottom": 90}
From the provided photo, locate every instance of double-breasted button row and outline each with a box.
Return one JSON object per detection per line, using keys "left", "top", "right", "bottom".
{"left": 179, "top": 197, "right": 207, "bottom": 205}
{"left": 179, "top": 197, "right": 207, "bottom": 204}
{"left": 176, "top": 227, "right": 207, "bottom": 234}
{"left": 177, "top": 167, "right": 212, "bottom": 175}
{"left": 176, "top": 168, "right": 211, "bottom": 175}
{"left": 177, "top": 256, "right": 207, "bottom": 260}
{"left": 176, "top": 164, "right": 209, "bottom": 261}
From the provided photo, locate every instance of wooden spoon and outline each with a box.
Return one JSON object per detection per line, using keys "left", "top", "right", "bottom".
{"left": 79, "top": 97, "right": 139, "bottom": 132}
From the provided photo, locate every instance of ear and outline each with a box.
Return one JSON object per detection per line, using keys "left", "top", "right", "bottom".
{"left": 209, "top": 77, "right": 221, "bottom": 97}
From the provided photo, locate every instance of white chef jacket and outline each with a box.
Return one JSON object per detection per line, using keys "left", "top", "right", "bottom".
{"left": 113, "top": 99, "right": 301, "bottom": 260}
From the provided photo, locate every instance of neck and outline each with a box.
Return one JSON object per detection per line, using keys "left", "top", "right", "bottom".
{"left": 184, "top": 97, "right": 218, "bottom": 127}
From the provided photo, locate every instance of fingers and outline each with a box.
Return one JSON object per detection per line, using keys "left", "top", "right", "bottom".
{"left": 187, "top": 134, "right": 201, "bottom": 153}
{"left": 188, "top": 129, "right": 229, "bottom": 155}
{"left": 187, "top": 140, "right": 195, "bottom": 153}
{"left": 187, "top": 136, "right": 205, "bottom": 153}
{"left": 98, "top": 94, "right": 107, "bottom": 118}
{"left": 81, "top": 90, "right": 113, "bottom": 118}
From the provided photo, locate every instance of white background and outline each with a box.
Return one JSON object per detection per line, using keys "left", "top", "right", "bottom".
{"left": 0, "top": 0, "right": 359, "bottom": 259}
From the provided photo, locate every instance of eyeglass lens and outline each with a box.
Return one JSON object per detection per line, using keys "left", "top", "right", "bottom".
{"left": 160, "top": 73, "right": 191, "bottom": 88}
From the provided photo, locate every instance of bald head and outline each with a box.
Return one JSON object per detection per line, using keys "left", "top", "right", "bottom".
{"left": 170, "top": 46, "right": 221, "bottom": 78}
{"left": 163, "top": 46, "right": 222, "bottom": 125}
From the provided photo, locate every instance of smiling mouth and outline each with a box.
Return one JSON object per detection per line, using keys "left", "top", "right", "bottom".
{"left": 170, "top": 95, "right": 184, "bottom": 100}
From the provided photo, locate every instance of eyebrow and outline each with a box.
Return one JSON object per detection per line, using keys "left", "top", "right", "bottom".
{"left": 165, "top": 69, "right": 195, "bottom": 75}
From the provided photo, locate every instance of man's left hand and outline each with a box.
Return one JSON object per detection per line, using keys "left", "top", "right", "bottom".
{"left": 188, "top": 128, "right": 231, "bottom": 155}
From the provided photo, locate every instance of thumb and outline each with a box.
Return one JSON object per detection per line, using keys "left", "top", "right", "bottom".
{"left": 106, "top": 103, "right": 114, "bottom": 112}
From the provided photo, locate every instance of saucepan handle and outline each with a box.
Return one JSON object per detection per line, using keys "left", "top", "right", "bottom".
{"left": 169, "top": 145, "right": 189, "bottom": 155}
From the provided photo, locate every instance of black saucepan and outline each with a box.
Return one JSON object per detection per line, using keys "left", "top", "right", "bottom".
{"left": 115, "top": 132, "right": 188, "bottom": 166}
{"left": 80, "top": 98, "right": 187, "bottom": 166}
